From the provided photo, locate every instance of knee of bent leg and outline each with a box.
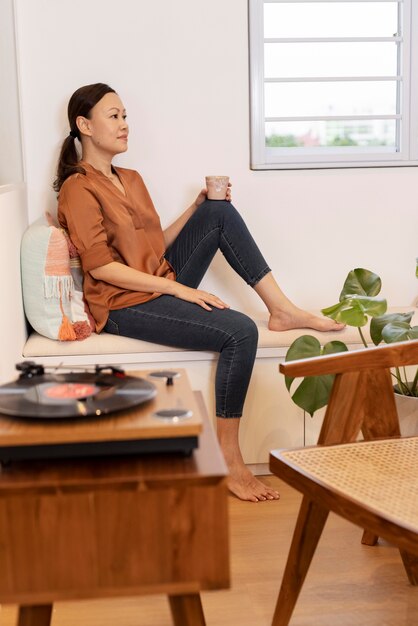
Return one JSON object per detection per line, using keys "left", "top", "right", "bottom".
{"left": 232, "top": 314, "right": 259, "bottom": 352}
{"left": 203, "top": 199, "right": 238, "bottom": 219}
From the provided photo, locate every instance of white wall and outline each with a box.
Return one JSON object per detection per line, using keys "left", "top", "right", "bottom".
{"left": 15, "top": 0, "right": 418, "bottom": 313}
{"left": 0, "top": 184, "right": 28, "bottom": 383}
{"left": 0, "top": 0, "right": 24, "bottom": 184}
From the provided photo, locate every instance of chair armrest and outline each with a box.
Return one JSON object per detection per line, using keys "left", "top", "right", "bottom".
{"left": 279, "top": 340, "right": 418, "bottom": 378}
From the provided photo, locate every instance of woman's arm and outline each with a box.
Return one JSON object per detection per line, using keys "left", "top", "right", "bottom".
{"left": 162, "top": 193, "right": 203, "bottom": 249}
{"left": 90, "top": 261, "right": 229, "bottom": 311}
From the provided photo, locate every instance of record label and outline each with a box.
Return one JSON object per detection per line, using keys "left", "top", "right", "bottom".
{"left": 42, "top": 383, "right": 98, "bottom": 401}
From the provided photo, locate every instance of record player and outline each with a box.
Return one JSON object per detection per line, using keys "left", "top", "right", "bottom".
{"left": 0, "top": 362, "right": 203, "bottom": 462}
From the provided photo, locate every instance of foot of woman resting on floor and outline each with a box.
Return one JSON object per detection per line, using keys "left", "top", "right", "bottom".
{"left": 227, "top": 462, "right": 280, "bottom": 503}
{"left": 268, "top": 306, "right": 345, "bottom": 332}
{"left": 217, "top": 417, "right": 280, "bottom": 502}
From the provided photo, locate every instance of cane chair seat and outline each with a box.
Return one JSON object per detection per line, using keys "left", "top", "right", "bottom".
{"left": 273, "top": 436, "right": 418, "bottom": 545}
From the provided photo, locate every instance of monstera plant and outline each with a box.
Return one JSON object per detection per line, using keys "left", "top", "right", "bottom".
{"left": 285, "top": 268, "right": 418, "bottom": 416}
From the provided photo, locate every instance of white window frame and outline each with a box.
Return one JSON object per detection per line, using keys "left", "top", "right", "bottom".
{"left": 249, "top": 0, "right": 418, "bottom": 169}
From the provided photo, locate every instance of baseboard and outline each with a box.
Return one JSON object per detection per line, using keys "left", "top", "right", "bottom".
{"left": 247, "top": 462, "right": 271, "bottom": 476}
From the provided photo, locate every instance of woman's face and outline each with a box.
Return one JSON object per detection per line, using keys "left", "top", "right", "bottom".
{"left": 78, "top": 92, "right": 129, "bottom": 157}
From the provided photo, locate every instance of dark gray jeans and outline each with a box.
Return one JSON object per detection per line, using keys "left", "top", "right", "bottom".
{"left": 104, "top": 200, "right": 271, "bottom": 417}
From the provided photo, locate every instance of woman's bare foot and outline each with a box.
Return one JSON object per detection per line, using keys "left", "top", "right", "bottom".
{"left": 253, "top": 273, "right": 345, "bottom": 333}
{"left": 217, "top": 417, "right": 280, "bottom": 502}
{"left": 268, "top": 308, "right": 345, "bottom": 332}
{"left": 227, "top": 461, "right": 280, "bottom": 502}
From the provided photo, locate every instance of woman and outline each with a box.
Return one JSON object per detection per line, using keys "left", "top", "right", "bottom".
{"left": 55, "top": 83, "right": 343, "bottom": 502}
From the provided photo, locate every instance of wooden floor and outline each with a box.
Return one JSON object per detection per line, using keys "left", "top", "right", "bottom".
{"left": 1, "top": 476, "right": 418, "bottom": 626}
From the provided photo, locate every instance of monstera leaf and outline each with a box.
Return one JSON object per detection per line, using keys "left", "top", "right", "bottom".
{"left": 321, "top": 268, "right": 387, "bottom": 327}
{"left": 370, "top": 311, "right": 415, "bottom": 345}
{"left": 285, "top": 336, "right": 348, "bottom": 417}
{"left": 339, "top": 268, "right": 382, "bottom": 299}
{"left": 381, "top": 322, "right": 418, "bottom": 343}
{"left": 321, "top": 295, "right": 387, "bottom": 327}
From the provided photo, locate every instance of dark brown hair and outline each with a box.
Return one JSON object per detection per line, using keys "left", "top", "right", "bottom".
{"left": 53, "top": 83, "right": 116, "bottom": 192}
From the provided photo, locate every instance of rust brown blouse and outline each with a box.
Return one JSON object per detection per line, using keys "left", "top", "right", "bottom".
{"left": 57, "top": 161, "right": 176, "bottom": 332}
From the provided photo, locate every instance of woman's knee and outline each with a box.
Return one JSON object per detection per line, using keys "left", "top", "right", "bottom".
{"left": 199, "top": 199, "right": 238, "bottom": 219}
{"left": 229, "top": 313, "right": 258, "bottom": 351}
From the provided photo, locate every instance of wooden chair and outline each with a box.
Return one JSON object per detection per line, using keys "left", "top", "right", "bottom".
{"left": 269, "top": 340, "right": 418, "bottom": 626}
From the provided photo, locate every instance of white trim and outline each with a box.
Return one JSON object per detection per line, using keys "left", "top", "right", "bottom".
{"left": 252, "top": 160, "right": 418, "bottom": 170}
{"left": 249, "top": 0, "right": 266, "bottom": 169}
{"left": 407, "top": 0, "right": 418, "bottom": 160}
{"left": 265, "top": 115, "right": 401, "bottom": 122}
{"left": 11, "top": 0, "right": 26, "bottom": 185}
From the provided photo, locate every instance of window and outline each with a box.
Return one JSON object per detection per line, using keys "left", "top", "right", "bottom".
{"left": 249, "top": 0, "right": 418, "bottom": 169}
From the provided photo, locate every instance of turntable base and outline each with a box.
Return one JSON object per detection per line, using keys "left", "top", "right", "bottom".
{"left": 0, "top": 369, "right": 203, "bottom": 461}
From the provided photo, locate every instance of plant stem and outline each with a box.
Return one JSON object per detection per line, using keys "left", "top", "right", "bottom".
{"left": 393, "top": 367, "right": 409, "bottom": 395}
{"left": 410, "top": 367, "right": 418, "bottom": 396}
{"left": 402, "top": 366, "right": 409, "bottom": 394}
{"left": 358, "top": 327, "right": 368, "bottom": 348}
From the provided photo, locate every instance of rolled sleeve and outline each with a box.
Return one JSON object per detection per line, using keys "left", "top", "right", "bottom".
{"left": 58, "top": 175, "right": 114, "bottom": 271}
{"left": 81, "top": 242, "right": 114, "bottom": 271}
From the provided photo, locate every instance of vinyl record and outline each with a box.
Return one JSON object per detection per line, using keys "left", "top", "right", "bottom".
{"left": 0, "top": 372, "right": 157, "bottom": 419}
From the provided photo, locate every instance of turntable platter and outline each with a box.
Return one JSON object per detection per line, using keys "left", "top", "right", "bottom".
{"left": 0, "top": 372, "right": 157, "bottom": 419}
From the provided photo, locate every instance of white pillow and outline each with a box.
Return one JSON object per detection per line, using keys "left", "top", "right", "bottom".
{"left": 21, "top": 221, "right": 93, "bottom": 341}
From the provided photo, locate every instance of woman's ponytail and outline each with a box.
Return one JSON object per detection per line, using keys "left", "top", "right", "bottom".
{"left": 53, "top": 133, "right": 85, "bottom": 192}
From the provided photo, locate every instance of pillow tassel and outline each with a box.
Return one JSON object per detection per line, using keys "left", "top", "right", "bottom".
{"left": 57, "top": 280, "right": 77, "bottom": 341}
{"left": 58, "top": 313, "right": 77, "bottom": 341}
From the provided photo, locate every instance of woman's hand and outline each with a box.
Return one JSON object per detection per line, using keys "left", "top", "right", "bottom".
{"left": 225, "top": 182, "right": 232, "bottom": 202}
{"left": 193, "top": 188, "right": 208, "bottom": 208}
{"left": 193, "top": 182, "right": 232, "bottom": 208}
{"left": 171, "top": 283, "right": 229, "bottom": 311}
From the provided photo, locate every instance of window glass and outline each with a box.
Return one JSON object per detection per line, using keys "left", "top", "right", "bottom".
{"left": 264, "top": 81, "right": 397, "bottom": 118}
{"left": 264, "top": 2, "right": 398, "bottom": 38}
{"left": 264, "top": 42, "right": 398, "bottom": 79}
{"left": 265, "top": 120, "right": 397, "bottom": 149}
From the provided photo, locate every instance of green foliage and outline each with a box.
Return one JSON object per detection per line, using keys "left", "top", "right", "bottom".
{"left": 284, "top": 336, "right": 348, "bottom": 416}
{"left": 321, "top": 268, "right": 387, "bottom": 329}
{"left": 329, "top": 135, "right": 357, "bottom": 146}
{"left": 340, "top": 268, "right": 382, "bottom": 299}
{"left": 370, "top": 312, "right": 415, "bottom": 345}
{"left": 266, "top": 134, "right": 300, "bottom": 147}
{"left": 284, "top": 267, "right": 418, "bottom": 416}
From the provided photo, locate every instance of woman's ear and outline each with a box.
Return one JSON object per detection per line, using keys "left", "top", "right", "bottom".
{"left": 76, "top": 116, "right": 92, "bottom": 137}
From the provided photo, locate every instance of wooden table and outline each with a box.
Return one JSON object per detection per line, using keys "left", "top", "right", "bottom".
{"left": 0, "top": 385, "right": 229, "bottom": 626}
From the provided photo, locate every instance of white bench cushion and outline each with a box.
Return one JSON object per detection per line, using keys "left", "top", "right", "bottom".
{"left": 23, "top": 308, "right": 416, "bottom": 362}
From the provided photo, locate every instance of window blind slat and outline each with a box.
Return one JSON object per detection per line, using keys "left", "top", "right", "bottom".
{"left": 265, "top": 77, "right": 401, "bottom": 83}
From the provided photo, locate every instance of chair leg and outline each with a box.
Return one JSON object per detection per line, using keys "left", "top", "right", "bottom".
{"left": 17, "top": 605, "right": 53, "bottom": 626}
{"left": 400, "top": 550, "right": 418, "bottom": 585}
{"left": 361, "top": 529, "right": 379, "bottom": 546}
{"left": 360, "top": 368, "right": 401, "bottom": 548}
{"left": 168, "top": 593, "right": 206, "bottom": 626}
{"left": 271, "top": 497, "right": 329, "bottom": 626}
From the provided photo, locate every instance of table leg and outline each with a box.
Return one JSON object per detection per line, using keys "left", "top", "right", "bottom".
{"left": 168, "top": 593, "right": 206, "bottom": 626}
{"left": 17, "top": 605, "right": 53, "bottom": 626}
